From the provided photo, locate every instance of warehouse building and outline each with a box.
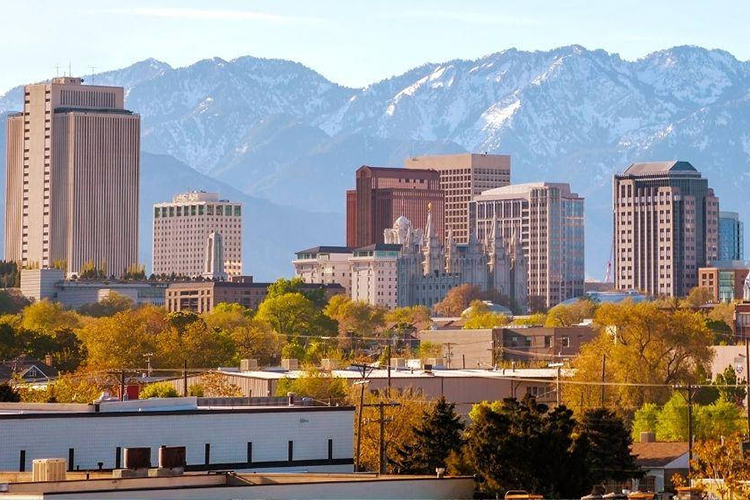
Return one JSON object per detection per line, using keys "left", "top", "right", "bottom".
{"left": 0, "top": 397, "right": 353, "bottom": 473}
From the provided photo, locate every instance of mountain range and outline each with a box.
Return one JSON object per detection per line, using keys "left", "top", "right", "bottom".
{"left": 2, "top": 45, "right": 750, "bottom": 280}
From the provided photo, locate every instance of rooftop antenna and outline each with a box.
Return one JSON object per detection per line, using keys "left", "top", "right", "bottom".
{"left": 89, "top": 66, "right": 97, "bottom": 84}
{"left": 54, "top": 64, "right": 61, "bottom": 77}
{"left": 68, "top": 61, "right": 72, "bottom": 77}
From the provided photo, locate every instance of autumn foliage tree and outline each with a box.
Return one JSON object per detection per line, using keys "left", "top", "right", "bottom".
{"left": 565, "top": 301, "right": 714, "bottom": 415}
{"left": 434, "top": 284, "right": 483, "bottom": 317}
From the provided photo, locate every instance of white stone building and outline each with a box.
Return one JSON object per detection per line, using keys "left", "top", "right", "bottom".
{"left": 153, "top": 192, "right": 242, "bottom": 278}
{"left": 349, "top": 244, "right": 400, "bottom": 308}
{"left": 292, "top": 246, "right": 353, "bottom": 296}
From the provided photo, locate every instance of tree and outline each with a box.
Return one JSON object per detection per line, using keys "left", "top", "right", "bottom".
{"left": 0, "top": 289, "right": 30, "bottom": 314}
{"left": 203, "top": 302, "right": 253, "bottom": 331}
{"left": 682, "top": 286, "right": 713, "bottom": 308}
{"left": 394, "top": 396, "right": 464, "bottom": 474}
{"left": 266, "top": 277, "right": 326, "bottom": 307}
{"left": 385, "top": 306, "right": 431, "bottom": 335}
{"left": 324, "top": 295, "right": 386, "bottom": 337}
{"left": 545, "top": 299, "right": 597, "bottom": 327}
{"left": 21, "top": 300, "right": 81, "bottom": 335}
{"left": 692, "top": 434, "right": 750, "bottom": 499}
{"left": 513, "top": 312, "right": 547, "bottom": 327}
{"left": 0, "top": 382, "right": 20, "bottom": 402}
{"left": 121, "top": 263, "right": 146, "bottom": 281}
{"left": 257, "top": 292, "right": 333, "bottom": 340}
{"left": 632, "top": 392, "right": 744, "bottom": 442}
{"left": 0, "top": 260, "right": 21, "bottom": 288}
{"left": 140, "top": 381, "right": 178, "bottom": 398}
{"left": 565, "top": 301, "right": 714, "bottom": 414}
{"left": 159, "top": 319, "right": 235, "bottom": 368}
{"left": 434, "top": 284, "right": 483, "bottom": 317}
{"left": 230, "top": 320, "right": 283, "bottom": 366}
{"left": 577, "top": 408, "right": 641, "bottom": 485}
{"left": 276, "top": 368, "right": 349, "bottom": 403}
{"left": 462, "top": 300, "right": 510, "bottom": 329}
{"left": 355, "top": 388, "right": 431, "bottom": 473}
{"left": 78, "top": 292, "right": 135, "bottom": 317}
{"left": 77, "top": 305, "right": 167, "bottom": 369}
{"left": 462, "top": 397, "right": 589, "bottom": 498}
{"left": 199, "top": 371, "right": 243, "bottom": 397}
{"left": 18, "top": 373, "right": 108, "bottom": 403}
{"left": 714, "top": 365, "right": 746, "bottom": 406}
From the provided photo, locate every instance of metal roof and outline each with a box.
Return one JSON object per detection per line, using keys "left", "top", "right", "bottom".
{"left": 622, "top": 161, "right": 698, "bottom": 176}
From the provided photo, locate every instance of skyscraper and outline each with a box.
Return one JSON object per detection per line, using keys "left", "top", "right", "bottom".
{"left": 718, "top": 211, "right": 744, "bottom": 261}
{"left": 153, "top": 191, "right": 243, "bottom": 277}
{"left": 4, "top": 77, "right": 140, "bottom": 276}
{"left": 346, "top": 166, "right": 444, "bottom": 248}
{"left": 470, "top": 183, "right": 585, "bottom": 309}
{"left": 613, "top": 161, "right": 719, "bottom": 297}
{"left": 404, "top": 153, "right": 511, "bottom": 244}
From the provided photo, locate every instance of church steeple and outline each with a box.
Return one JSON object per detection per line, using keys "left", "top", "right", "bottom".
{"left": 422, "top": 203, "right": 444, "bottom": 275}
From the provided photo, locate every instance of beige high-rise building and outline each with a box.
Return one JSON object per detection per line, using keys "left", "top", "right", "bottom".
{"left": 349, "top": 244, "right": 400, "bottom": 308}
{"left": 4, "top": 77, "right": 140, "bottom": 276}
{"left": 614, "top": 161, "right": 719, "bottom": 298}
{"left": 292, "top": 246, "right": 353, "bottom": 296}
{"left": 153, "top": 191, "right": 242, "bottom": 277}
{"left": 470, "top": 183, "right": 585, "bottom": 309}
{"left": 404, "top": 153, "right": 511, "bottom": 244}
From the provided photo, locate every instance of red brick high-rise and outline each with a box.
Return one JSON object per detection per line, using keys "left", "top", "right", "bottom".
{"left": 346, "top": 166, "right": 444, "bottom": 248}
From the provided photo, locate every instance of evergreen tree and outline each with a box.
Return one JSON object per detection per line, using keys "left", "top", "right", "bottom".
{"left": 577, "top": 408, "right": 642, "bottom": 485}
{"left": 0, "top": 383, "right": 20, "bottom": 402}
{"left": 463, "top": 396, "right": 590, "bottom": 498}
{"left": 394, "top": 396, "right": 464, "bottom": 474}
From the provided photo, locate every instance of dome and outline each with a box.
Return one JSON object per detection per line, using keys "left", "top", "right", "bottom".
{"left": 462, "top": 300, "right": 513, "bottom": 317}
{"left": 393, "top": 216, "right": 411, "bottom": 229}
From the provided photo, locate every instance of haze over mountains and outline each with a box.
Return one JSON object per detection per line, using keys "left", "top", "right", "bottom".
{"left": 2, "top": 45, "right": 749, "bottom": 280}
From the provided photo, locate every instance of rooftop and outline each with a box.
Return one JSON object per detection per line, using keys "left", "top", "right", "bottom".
{"left": 295, "top": 246, "right": 353, "bottom": 256}
{"left": 218, "top": 367, "right": 572, "bottom": 381}
{"left": 631, "top": 442, "right": 688, "bottom": 468}
{"left": 475, "top": 182, "right": 579, "bottom": 200}
{"left": 353, "top": 243, "right": 402, "bottom": 253}
{"left": 559, "top": 289, "right": 651, "bottom": 305}
{"left": 703, "top": 260, "right": 750, "bottom": 270}
{"left": 621, "top": 161, "right": 700, "bottom": 177}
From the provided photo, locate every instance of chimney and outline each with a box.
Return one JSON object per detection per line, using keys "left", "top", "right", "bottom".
{"left": 640, "top": 431, "right": 656, "bottom": 443}
{"left": 44, "top": 354, "right": 53, "bottom": 367}
{"left": 240, "top": 358, "right": 258, "bottom": 371}
{"left": 281, "top": 358, "right": 299, "bottom": 371}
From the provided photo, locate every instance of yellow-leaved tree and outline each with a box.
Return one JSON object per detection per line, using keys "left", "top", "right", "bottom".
{"left": 564, "top": 300, "right": 713, "bottom": 416}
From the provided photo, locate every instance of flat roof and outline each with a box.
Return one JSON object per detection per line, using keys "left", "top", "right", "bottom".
{"left": 220, "top": 367, "right": 571, "bottom": 381}
{"left": 475, "top": 182, "right": 580, "bottom": 200}
{"left": 295, "top": 246, "right": 352, "bottom": 255}
{"left": 621, "top": 161, "right": 700, "bottom": 177}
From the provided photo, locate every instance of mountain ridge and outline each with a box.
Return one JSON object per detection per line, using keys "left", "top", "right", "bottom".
{"left": 2, "top": 44, "right": 750, "bottom": 279}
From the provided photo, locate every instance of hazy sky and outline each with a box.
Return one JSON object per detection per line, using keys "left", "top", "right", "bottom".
{"left": 2, "top": 0, "right": 749, "bottom": 93}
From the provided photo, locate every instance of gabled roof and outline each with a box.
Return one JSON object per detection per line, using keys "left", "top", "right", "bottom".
{"left": 631, "top": 442, "right": 688, "bottom": 468}
{"left": 622, "top": 161, "right": 698, "bottom": 176}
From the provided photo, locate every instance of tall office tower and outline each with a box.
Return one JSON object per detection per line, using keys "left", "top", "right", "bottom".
{"left": 405, "top": 153, "right": 511, "bottom": 244}
{"left": 346, "top": 166, "right": 444, "bottom": 248}
{"left": 718, "top": 211, "right": 744, "bottom": 261}
{"left": 153, "top": 191, "right": 242, "bottom": 277}
{"left": 202, "top": 232, "right": 227, "bottom": 280}
{"left": 613, "top": 161, "right": 719, "bottom": 298}
{"left": 4, "top": 77, "right": 140, "bottom": 276}
{"left": 470, "top": 183, "right": 585, "bottom": 309}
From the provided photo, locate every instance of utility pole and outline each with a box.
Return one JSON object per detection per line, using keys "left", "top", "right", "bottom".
{"left": 386, "top": 344, "right": 391, "bottom": 398}
{"left": 445, "top": 343, "right": 453, "bottom": 369}
{"left": 352, "top": 363, "right": 374, "bottom": 472}
{"left": 687, "top": 385, "right": 694, "bottom": 472}
{"left": 363, "top": 401, "right": 399, "bottom": 475}
{"left": 119, "top": 371, "right": 125, "bottom": 401}
{"left": 556, "top": 366, "right": 561, "bottom": 406}
{"left": 183, "top": 360, "right": 188, "bottom": 397}
{"left": 600, "top": 354, "right": 606, "bottom": 407}
{"left": 745, "top": 339, "right": 750, "bottom": 436}
{"left": 143, "top": 353, "right": 154, "bottom": 377}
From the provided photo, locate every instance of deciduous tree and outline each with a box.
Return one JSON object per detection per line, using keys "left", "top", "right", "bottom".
{"left": 434, "top": 284, "right": 483, "bottom": 317}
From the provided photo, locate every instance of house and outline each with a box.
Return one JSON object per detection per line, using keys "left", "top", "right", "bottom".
{"left": 0, "top": 355, "right": 58, "bottom": 384}
{"left": 630, "top": 433, "right": 688, "bottom": 494}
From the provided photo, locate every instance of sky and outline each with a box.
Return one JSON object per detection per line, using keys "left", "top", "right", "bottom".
{"left": 1, "top": 0, "right": 750, "bottom": 93}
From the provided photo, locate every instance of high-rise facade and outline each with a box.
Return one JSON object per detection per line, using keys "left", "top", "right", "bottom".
{"left": 470, "top": 183, "right": 585, "bottom": 309}
{"left": 153, "top": 191, "right": 242, "bottom": 277}
{"left": 293, "top": 246, "right": 353, "bottom": 295}
{"left": 4, "top": 77, "right": 140, "bottom": 276}
{"left": 346, "top": 166, "right": 444, "bottom": 248}
{"left": 718, "top": 211, "right": 744, "bottom": 261}
{"left": 613, "top": 161, "right": 719, "bottom": 298}
{"left": 405, "top": 153, "right": 511, "bottom": 244}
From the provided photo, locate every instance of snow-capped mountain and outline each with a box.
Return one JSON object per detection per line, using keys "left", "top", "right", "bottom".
{"left": 2, "top": 45, "right": 749, "bottom": 279}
